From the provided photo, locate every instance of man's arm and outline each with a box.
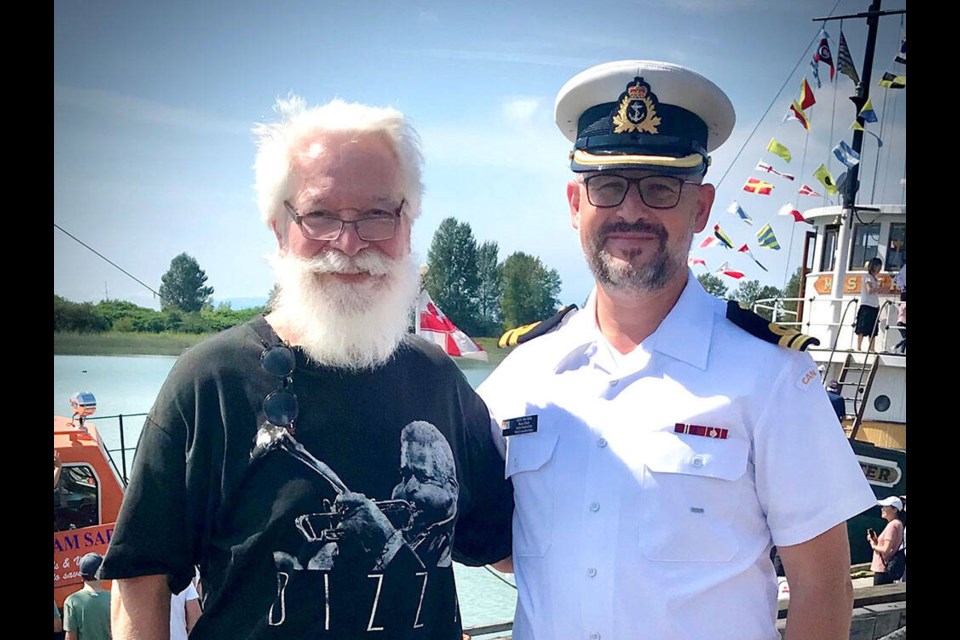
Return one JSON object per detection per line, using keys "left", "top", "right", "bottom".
{"left": 491, "top": 557, "right": 513, "bottom": 573}
{"left": 185, "top": 596, "right": 202, "bottom": 633}
{"left": 111, "top": 575, "right": 172, "bottom": 640}
{"left": 777, "top": 523, "right": 853, "bottom": 640}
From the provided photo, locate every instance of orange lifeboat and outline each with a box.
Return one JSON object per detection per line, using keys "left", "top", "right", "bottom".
{"left": 53, "top": 392, "right": 125, "bottom": 609}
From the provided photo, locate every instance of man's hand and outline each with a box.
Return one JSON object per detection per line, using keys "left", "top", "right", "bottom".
{"left": 334, "top": 492, "right": 398, "bottom": 557}
{"left": 54, "top": 450, "right": 62, "bottom": 489}
{"left": 778, "top": 523, "right": 854, "bottom": 640}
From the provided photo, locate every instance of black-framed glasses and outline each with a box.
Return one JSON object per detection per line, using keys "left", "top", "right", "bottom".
{"left": 261, "top": 344, "right": 298, "bottom": 432}
{"left": 584, "top": 175, "right": 700, "bottom": 209}
{"left": 283, "top": 200, "right": 405, "bottom": 241}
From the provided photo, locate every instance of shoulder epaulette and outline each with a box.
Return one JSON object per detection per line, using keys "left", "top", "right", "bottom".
{"left": 498, "top": 304, "right": 578, "bottom": 348}
{"left": 725, "top": 300, "right": 820, "bottom": 351}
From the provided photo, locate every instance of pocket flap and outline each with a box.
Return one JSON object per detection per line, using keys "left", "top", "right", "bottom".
{"left": 505, "top": 431, "right": 560, "bottom": 479}
{"left": 642, "top": 430, "right": 749, "bottom": 481}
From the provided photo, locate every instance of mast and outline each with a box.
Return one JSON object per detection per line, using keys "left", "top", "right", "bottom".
{"left": 813, "top": 0, "right": 905, "bottom": 347}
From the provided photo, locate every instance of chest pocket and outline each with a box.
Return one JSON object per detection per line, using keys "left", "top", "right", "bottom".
{"left": 505, "top": 431, "right": 559, "bottom": 557}
{"left": 639, "top": 431, "right": 750, "bottom": 562}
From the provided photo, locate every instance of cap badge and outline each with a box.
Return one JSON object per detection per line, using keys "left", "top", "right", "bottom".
{"left": 612, "top": 76, "right": 662, "bottom": 135}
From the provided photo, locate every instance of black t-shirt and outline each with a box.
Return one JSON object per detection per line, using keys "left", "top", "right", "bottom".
{"left": 100, "top": 316, "right": 513, "bottom": 639}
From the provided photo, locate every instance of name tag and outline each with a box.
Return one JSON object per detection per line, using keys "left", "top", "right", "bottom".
{"left": 502, "top": 415, "right": 538, "bottom": 437}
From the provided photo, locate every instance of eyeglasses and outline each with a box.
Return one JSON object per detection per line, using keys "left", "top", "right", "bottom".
{"left": 584, "top": 175, "right": 700, "bottom": 209}
{"left": 283, "top": 200, "right": 405, "bottom": 241}
{"left": 261, "top": 344, "right": 298, "bottom": 433}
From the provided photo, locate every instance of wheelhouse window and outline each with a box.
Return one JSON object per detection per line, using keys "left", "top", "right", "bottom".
{"left": 54, "top": 464, "right": 99, "bottom": 531}
{"left": 849, "top": 223, "right": 881, "bottom": 270}
{"left": 886, "top": 223, "right": 906, "bottom": 270}
{"left": 820, "top": 225, "right": 839, "bottom": 271}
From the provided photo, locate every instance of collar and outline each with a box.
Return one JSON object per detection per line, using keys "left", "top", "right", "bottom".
{"left": 553, "top": 270, "right": 720, "bottom": 373}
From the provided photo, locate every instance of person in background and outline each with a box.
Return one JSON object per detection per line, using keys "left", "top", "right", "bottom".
{"left": 54, "top": 600, "right": 64, "bottom": 638}
{"left": 55, "top": 450, "right": 62, "bottom": 489}
{"left": 478, "top": 59, "right": 877, "bottom": 640}
{"left": 826, "top": 380, "right": 846, "bottom": 422}
{"left": 868, "top": 496, "right": 905, "bottom": 585}
{"left": 893, "top": 262, "right": 906, "bottom": 301}
{"left": 897, "top": 495, "right": 907, "bottom": 582}
{"left": 99, "top": 95, "right": 513, "bottom": 639}
{"left": 855, "top": 257, "right": 884, "bottom": 351}
{"left": 169, "top": 581, "right": 201, "bottom": 640}
{"left": 63, "top": 553, "right": 111, "bottom": 640}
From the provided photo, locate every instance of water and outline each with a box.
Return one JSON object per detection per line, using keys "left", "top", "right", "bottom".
{"left": 53, "top": 354, "right": 515, "bottom": 630}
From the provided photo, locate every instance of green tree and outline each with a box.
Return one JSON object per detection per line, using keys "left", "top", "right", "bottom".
{"left": 54, "top": 295, "right": 110, "bottom": 333}
{"left": 781, "top": 266, "right": 803, "bottom": 321}
{"left": 733, "top": 279, "right": 783, "bottom": 321}
{"left": 474, "top": 241, "right": 503, "bottom": 336}
{"left": 424, "top": 218, "right": 481, "bottom": 333}
{"left": 159, "top": 253, "right": 214, "bottom": 313}
{"left": 697, "top": 273, "right": 729, "bottom": 298}
{"left": 500, "top": 252, "right": 562, "bottom": 329}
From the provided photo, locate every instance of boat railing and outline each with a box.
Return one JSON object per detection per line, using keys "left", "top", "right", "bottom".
{"left": 753, "top": 295, "right": 903, "bottom": 355}
{"left": 90, "top": 412, "right": 146, "bottom": 488}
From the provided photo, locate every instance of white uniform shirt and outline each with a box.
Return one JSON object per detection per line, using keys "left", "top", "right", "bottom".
{"left": 478, "top": 273, "right": 876, "bottom": 640}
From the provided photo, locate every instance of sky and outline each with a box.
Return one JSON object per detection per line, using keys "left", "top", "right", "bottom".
{"left": 54, "top": 0, "right": 907, "bottom": 312}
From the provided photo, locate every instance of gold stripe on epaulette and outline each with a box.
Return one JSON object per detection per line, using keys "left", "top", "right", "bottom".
{"left": 498, "top": 322, "right": 540, "bottom": 348}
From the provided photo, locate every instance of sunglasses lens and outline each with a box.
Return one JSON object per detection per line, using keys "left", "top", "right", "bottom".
{"left": 263, "top": 389, "right": 299, "bottom": 426}
{"left": 261, "top": 345, "right": 296, "bottom": 378}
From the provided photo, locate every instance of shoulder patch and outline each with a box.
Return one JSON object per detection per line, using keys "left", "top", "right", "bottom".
{"left": 725, "top": 300, "right": 820, "bottom": 351}
{"left": 498, "top": 304, "right": 578, "bottom": 348}
{"left": 796, "top": 366, "right": 820, "bottom": 391}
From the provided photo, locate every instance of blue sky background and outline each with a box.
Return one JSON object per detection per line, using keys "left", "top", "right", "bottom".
{"left": 54, "top": 0, "right": 907, "bottom": 311}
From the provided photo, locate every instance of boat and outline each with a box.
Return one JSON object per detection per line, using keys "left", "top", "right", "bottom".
{"left": 744, "top": 2, "right": 907, "bottom": 566}
{"left": 754, "top": 201, "right": 905, "bottom": 565}
{"left": 53, "top": 392, "right": 126, "bottom": 609}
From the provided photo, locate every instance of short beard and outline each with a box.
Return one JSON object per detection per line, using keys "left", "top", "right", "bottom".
{"left": 582, "top": 219, "right": 688, "bottom": 294}
{"left": 268, "top": 249, "right": 421, "bottom": 371}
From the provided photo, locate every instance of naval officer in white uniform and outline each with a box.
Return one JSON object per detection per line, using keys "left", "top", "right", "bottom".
{"left": 479, "top": 60, "right": 877, "bottom": 640}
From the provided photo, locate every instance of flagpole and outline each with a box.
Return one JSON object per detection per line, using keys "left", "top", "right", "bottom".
{"left": 814, "top": 0, "right": 894, "bottom": 348}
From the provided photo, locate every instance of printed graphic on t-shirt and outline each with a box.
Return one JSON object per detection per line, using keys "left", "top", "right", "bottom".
{"left": 251, "top": 420, "right": 460, "bottom": 632}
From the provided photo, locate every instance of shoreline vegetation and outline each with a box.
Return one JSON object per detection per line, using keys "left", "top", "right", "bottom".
{"left": 54, "top": 332, "right": 512, "bottom": 366}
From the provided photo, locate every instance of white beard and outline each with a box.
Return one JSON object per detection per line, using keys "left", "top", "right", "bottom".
{"left": 268, "top": 249, "right": 421, "bottom": 370}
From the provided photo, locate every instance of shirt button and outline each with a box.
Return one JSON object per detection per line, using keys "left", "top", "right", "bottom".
{"left": 691, "top": 456, "right": 704, "bottom": 468}
{"left": 587, "top": 567, "right": 597, "bottom": 577}
{"left": 590, "top": 634, "right": 601, "bottom": 640}
{"left": 589, "top": 502, "right": 600, "bottom": 512}
{"left": 597, "top": 438, "right": 608, "bottom": 448}
{"left": 608, "top": 379, "right": 618, "bottom": 386}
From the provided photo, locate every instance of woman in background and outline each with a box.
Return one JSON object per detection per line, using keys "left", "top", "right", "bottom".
{"left": 856, "top": 257, "right": 883, "bottom": 351}
{"left": 868, "top": 496, "right": 905, "bottom": 585}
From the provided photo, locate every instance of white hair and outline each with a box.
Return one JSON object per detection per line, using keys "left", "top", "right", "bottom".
{"left": 252, "top": 95, "right": 424, "bottom": 232}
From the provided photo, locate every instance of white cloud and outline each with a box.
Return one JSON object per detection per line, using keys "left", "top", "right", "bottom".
{"left": 501, "top": 97, "right": 542, "bottom": 125}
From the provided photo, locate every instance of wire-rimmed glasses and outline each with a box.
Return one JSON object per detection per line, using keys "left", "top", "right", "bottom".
{"left": 283, "top": 200, "right": 405, "bottom": 241}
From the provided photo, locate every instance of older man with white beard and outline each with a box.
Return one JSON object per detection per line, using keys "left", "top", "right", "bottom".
{"left": 100, "top": 96, "right": 514, "bottom": 640}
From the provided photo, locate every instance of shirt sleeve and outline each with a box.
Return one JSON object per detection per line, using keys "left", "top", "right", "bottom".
{"left": 449, "top": 378, "right": 514, "bottom": 566}
{"left": 98, "top": 412, "right": 197, "bottom": 595}
{"left": 181, "top": 581, "right": 200, "bottom": 601}
{"left": 62, "top": 596, "right": 76, "bottom": 633}
{"left": 753, "top": 352, "right": 877, "bottom": 547}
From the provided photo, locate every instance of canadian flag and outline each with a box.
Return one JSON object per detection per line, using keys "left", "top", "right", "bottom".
{"left": 415, "top": 290, "right": 489, "bottom": 361}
